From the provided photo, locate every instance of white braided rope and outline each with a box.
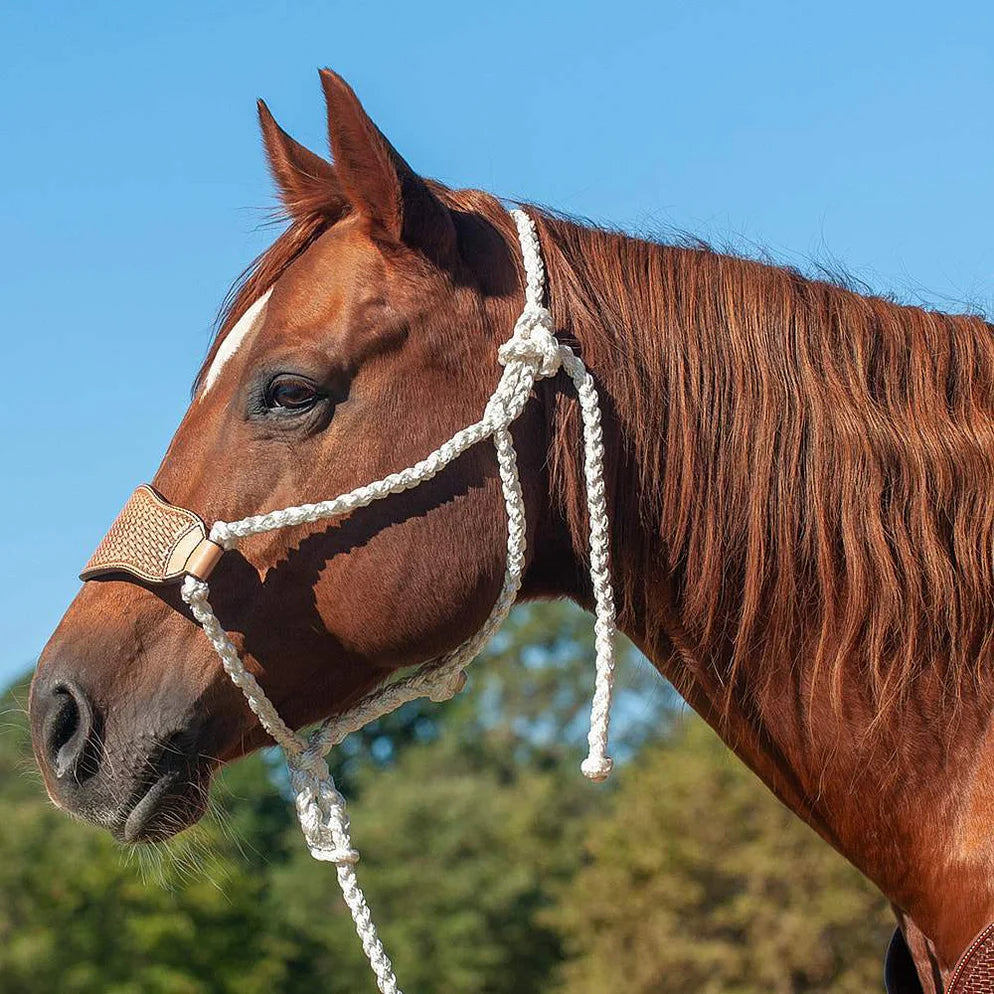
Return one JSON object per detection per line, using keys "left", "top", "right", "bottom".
{"left": 179, "top": 209, "right": 617, "bottom": 994}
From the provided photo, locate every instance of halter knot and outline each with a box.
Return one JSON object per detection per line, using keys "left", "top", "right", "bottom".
{"left": 427, "top": 669, "right": 467, "bottom": 703}
{"left": 208, "top": 522, "right": 238, "bottom": 550}
{"left": 289, "top": 758, "right": 361, "bottom": 865}
{"left": 499, "top": 305, "right": 561, "bottom": 377}
{"left": 294, "top": 742, "right": 332, "bottom": 779}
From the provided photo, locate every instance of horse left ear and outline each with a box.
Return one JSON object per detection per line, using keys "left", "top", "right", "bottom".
{"left": 319, "top": 68, "right": 457, "bottom": 266}
{"left": 258, "top": 98, "right": 345, "bottom": 220}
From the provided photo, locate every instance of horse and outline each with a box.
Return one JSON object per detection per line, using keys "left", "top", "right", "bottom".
{"left": 27, "top": 69, "right": 994, "bottom": 993}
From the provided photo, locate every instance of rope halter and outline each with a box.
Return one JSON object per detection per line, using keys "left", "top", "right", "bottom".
{"left": 80, "top": 209, "right": 618, "bottom": 994}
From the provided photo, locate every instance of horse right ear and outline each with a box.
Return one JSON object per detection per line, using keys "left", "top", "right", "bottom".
{"left": 258, "top": 99, "right": 346, "bottom": 220}
{"left": 319, "top": 69, "right": 457, "bottom": 267}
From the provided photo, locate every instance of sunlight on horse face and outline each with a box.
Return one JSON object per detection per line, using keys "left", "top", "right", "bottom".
{"left": 29, "top": 71, "right": 532, "bottom": 843}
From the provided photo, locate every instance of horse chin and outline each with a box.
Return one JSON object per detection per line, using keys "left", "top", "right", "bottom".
{"left": 111, "top": 751, "right": 216, "bottom": 846}
{"left": 110, "top": 716, "right": 277, "bottom": 845}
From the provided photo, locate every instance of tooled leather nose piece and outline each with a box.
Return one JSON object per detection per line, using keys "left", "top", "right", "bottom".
{"left": 80, "top": 484, "right": 224, "bottom": 584}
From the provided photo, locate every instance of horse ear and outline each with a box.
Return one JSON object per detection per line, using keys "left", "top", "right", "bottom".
{"left": 318, "top": 69, "right": 456, "bottom": 265}
{"left": 257, "top": 99, "right": 345, "bottom": 219}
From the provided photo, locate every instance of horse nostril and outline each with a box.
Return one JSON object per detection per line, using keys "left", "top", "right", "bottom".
{"left": 44, "top": 682, "right": 96, "bottom": 783}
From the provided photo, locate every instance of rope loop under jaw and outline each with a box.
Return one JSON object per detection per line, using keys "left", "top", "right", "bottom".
{"left": 176, "top": 207, "right": 618, "bottom": 994}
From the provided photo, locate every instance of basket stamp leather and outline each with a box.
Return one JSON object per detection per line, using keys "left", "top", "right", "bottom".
{"left": 80, "top": 485, "right": 224, "bottom": 584}
{"left": 948, "top": 924, "right": 994, "bottom": 993}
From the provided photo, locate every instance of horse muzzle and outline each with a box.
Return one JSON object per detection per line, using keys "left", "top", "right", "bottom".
{"left": 28, "top": 486, "right": 236, "bottom": 842}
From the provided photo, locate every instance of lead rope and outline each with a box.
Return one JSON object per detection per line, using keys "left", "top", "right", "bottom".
{"left": 179, "top": 208, "right": 617, "bottom": 994}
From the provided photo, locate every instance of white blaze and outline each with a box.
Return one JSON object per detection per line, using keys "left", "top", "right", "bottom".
{"left": 201, "top": 289, "right": 273, "bottom": 395}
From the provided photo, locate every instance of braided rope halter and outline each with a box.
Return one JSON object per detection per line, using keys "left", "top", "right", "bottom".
{"left": 82, "top": 210, "right": 617, "bottom": 994}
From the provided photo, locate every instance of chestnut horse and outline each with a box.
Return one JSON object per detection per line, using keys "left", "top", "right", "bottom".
{"left": 28, "top": 69, "right": 994, "bottom": 992}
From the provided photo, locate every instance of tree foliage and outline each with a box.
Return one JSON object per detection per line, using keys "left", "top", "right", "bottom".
{"left": 550, "top": 718, "right": 893, "bottom": 994}
{"left": 0, "top": 602, "right": 891, "bottom": 993}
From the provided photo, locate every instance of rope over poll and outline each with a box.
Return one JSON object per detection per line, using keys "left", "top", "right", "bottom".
{"left": 179, "top": 209, "right": 618, "bottom": 994}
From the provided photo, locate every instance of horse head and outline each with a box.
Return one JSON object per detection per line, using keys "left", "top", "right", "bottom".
{"left": 28, "top": 71, "right": 556, "bottom": 842}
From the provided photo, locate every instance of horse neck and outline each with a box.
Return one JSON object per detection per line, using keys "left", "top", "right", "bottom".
{"left": 528, "top": 213, "right": 994, "bottom": 963}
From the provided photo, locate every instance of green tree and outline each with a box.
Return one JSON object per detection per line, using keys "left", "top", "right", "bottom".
{"left": 549, "top": 717, "right": 893, "bottom": 994}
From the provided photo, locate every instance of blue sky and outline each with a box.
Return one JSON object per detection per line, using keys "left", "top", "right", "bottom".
{"left": 1, "top": 1, "right": 991, "bottom": 685}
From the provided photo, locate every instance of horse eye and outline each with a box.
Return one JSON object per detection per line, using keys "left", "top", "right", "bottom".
{"left": 265, "top": 374, "right": 320, "bottom": 411}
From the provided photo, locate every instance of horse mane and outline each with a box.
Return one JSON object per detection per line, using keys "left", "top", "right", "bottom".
{"left": 534, "top": 212, "right": 994, "bottom": 718}
{"left": 199, "top": 190, "right": 994, "bottom": 720}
